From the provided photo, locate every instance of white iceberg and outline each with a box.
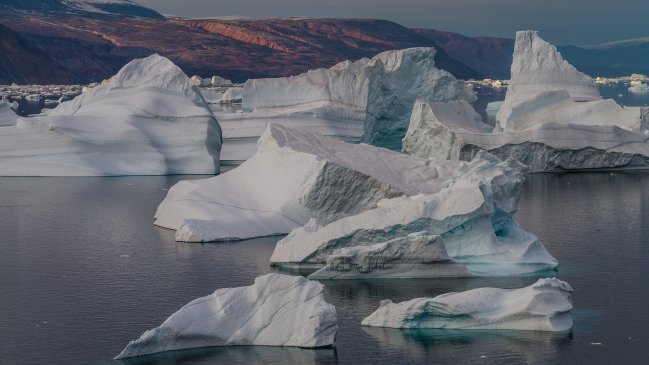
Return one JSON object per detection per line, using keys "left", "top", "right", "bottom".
{"left": 270, "top": 150, "right": 557, "bottom": 276}
{"left": 0, "top": 100, "right": 18, "bottom": 126}
{"left": 361, "top": 278, "right": 573, "bottom": 332}
{"left": 629, "top": 83, "right": 649, "bottom": 93}
{"left": 403, "top": 31, "right": 649, "bottom": 172}
{"left": 308, "top": 232, "right": 472, "bottom": 279}
{"left": 217, "top": 47, "right": 469, "bottom": 164}
{"left": 0, "top": 54, "right": 222, "bottom": 176}
{"left": 156, "top": 123, "right": 457, "bottom": 242}
{"left": 115, "top": 273, "right": 337, "bottom": 359}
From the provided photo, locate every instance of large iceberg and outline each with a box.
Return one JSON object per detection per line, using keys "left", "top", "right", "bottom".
{"left": 156, "top": 123, "right": 458, "bottom": 242}
{"left": 270, "top": 148, "right": 557, "bottom": 277}
{"left": 403, "top": 31, "right": 649, "bottom": 172}
{"left": 115, "top": 274, "right": 337, "bottom": 359}
{"left": 361, "top": 278, "right": 573, "bottom": 331}
{"left": 0, "top": 54, "right": 222, "bottom": 176}
{"left": 217, "top": 47, "right": 471, "bottom": 164}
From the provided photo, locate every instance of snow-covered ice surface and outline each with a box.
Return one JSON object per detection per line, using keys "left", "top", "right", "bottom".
{"left": 403, "top": 31, "right": 649, "bottom": 172}
{"left": 115, "top": 274, "right": 338, "bottom": 359}
{"left": 362, "top": 278, "right": 573, "bottom": 331}
{"left": 0, "top": 54, "right": 222, "bottom": 176}
{"left": 217, "top": 47, "right": 469, "bottom": 164}
{"left": 156, "top": 123, "right": 458, "bottom": 242}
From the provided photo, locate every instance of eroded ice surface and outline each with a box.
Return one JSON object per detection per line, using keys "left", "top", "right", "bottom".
{"left": 308, "top": 232, "right": 472, "bottom": 279}
{"left": 403, "top": 31, "right": 649, "bottom": 172}
{"left": 0, "top": 54, "right": 222, "bottom": 176}
{"left": 362, "top": 278, "right": 573, "bottom": 331}
{"left": 217, "top": 47, "right": 469, "bottom": 163}
{"left": 156, "top": 123, "right": 459, "bottom": 242}
{"left": 115, "top": 274, "right": 337, "bottom": 359}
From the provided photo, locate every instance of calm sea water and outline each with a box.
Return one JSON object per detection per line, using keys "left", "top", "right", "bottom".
{"left": 1, "top": 172, "right": 648, "bottom": 365}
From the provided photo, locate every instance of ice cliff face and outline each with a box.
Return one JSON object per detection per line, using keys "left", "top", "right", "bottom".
{"left": 0, "top": 54, "right": 222, "bottom": 176}
{"left": 217, "top": 47, "right": 469, "bottom": 163}
{"left": 361, "top": 278, "right": 574, "bottom": 332}
{"left": 115, "top": 274, "right": 337, "bottom": 359}
{"left": 403, "top": 31, "right": 649, "bottom": 172}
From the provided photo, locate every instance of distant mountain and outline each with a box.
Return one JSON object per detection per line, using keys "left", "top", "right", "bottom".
{"left": 413, "top": 29, "right": 514, "bottom": 79}
{"left": 0, "top": 23, "right": 82, "bottom": 84}
{"left": 415, "top": 29, "right": 649, "bottom": 79}
{"left": 0, "top": 15, "right": 481, "bottom": 84}
{"left": 558, "top": 39, "right": 649, "bottom": 77}
{"left": 0, "top": 0, "right": 163, "bottom": 19}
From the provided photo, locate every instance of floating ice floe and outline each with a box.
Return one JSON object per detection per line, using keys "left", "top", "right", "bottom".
{"left": 216, "top": 47, "right": 472, "bottom": 164}
{"left": 629, "top": 83, "right": 649, "bottom": 93}
{"left": 0, "top": 100, "right": 18, "bottom": 126}
{"left": 0, "top": 54, "right": 222, "bottom": 176}
{"left": 362, "top": 278, "right": 573, "bottom": 331}
{"left": 403, "top": 31, "right": 649, "bottom": 172}
{"left": 115, "top": 274, "right": 337, "bottom": 359}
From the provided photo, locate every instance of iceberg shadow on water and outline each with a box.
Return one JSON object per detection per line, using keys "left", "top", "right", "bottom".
{"left": 112, "top": 345, "right": 337, "bottom": 365}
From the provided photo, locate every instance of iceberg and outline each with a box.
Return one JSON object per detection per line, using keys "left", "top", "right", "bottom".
{"left": 156, "top": 123, "right": 458, "bottom": 242}
{"left": 629, "top": 83, "right": 649, "bottom": 93}
{"left": 270, "top": 149, "right": 557, "bottom": 276}
{"left": 403, "top": 31, "right": 649, "bottom": 172}
{"left": 217, "top": 47, "right": 470, "bottom": 164}
{"left": 0, "top": 54, "right": 222, "bottom": 176}
{"left": 361, "top": 278, "right": 573, "bottom": 331}
{"left": 0, "top": 100, "right": 18, "bottom": 126}
{"left": 115, "top": 273, "right": 337, "bottom": 359}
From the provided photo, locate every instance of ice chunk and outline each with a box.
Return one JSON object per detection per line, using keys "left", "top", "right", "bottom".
{"left": 115, "top": 274, "right": 337, "bottom": 359}
{"left": 308, "top": 232, "right": 472, "bottom": 279}
{"left": 362, "top": 278, "right": 573, "bottom": 331}
{"left": 270, "top": 151, "right": 558, "bottom": 277}
{"left": 0, "top": 100, "right": 18, "bottom": 126}
{"left": 629, "top": 83, "right": 649, "bottom": 93}
{"left": 218, "top": 47, "right": 469, "bottom": 163}
{"left": 156, "top": 123, "right": 459, "bottom": 242}
{"left": 0, "top": 54, "right": 221, "bottom": 176}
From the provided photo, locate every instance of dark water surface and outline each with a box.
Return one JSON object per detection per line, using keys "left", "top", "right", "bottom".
{"left": 1, "top": 172, "right": 649, "bottom": 364}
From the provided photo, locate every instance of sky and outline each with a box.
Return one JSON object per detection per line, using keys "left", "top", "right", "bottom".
{"left": 136, "top": 0, "right": 649, "bottom": 45}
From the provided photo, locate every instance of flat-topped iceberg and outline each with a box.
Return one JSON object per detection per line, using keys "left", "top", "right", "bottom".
{"left": 156, "top": 123, "right": 460, "bottom": 242}
{"left": 362, "top": 278, "right": 573, "bottom": 331}
{"left": 270, "top": 149, "right": 557, "bottom": 277}
{"left": 115, "top": 274, "right": 337, "bottom": 359}
{"left": 217, "top": 47, "right": 472, "bottom": 164}
{"left": 403, "top": 31, "right": 649, "bottom": 172}
{"left": 0, "top": 54, "right": 222, "bottom": 176}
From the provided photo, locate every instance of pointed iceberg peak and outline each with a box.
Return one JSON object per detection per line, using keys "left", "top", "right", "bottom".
{"left": 106, "top": 54, "right": 196, "bottom": 95}
{"left": 509, "top": 30, "right": 601, "bottom": 102}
